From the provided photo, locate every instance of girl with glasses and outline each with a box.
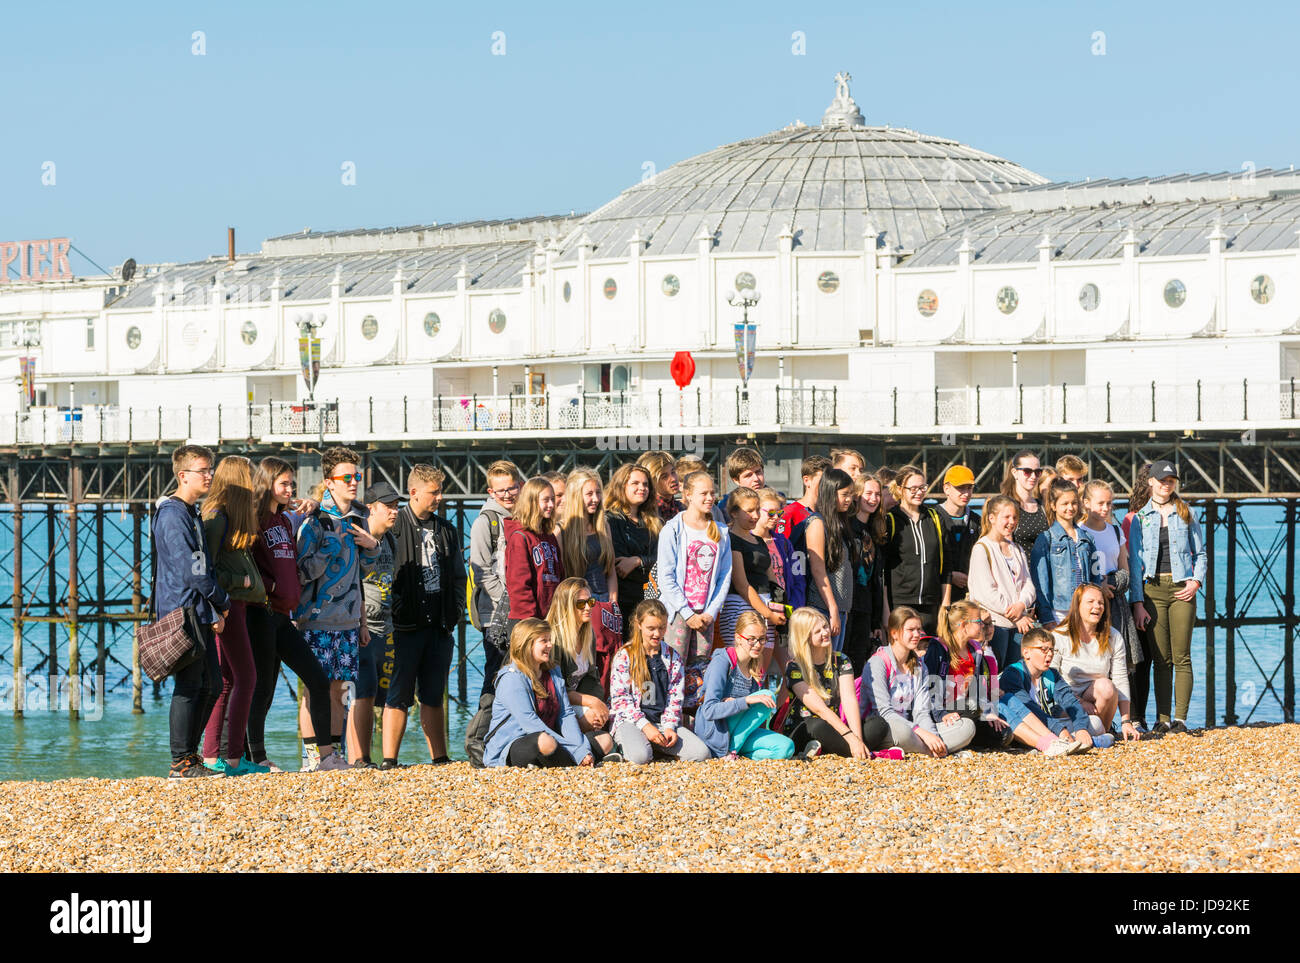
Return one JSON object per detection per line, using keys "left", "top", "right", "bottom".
{"left": 1000, "top": 450, "right": 1049, "bottom": 560}
{"left": 882, "top": 466, "right": 951, "bottom": 636}
{"left": 545, "top": 578, "right": 611, "bottom": 736}
{"left": 927, "top": 600, "right": 1009, "bottom": 749}
{"left": 997, "top": 627, "right": 1095, "bottom": 756}
{"left": 719, "top": 486, "right": 786, "bottom": 676}
{"left": 1050, "top": 584, "right": 1138, "bottom": 745}
{"left": 695, "top": 611, "right": 796, "bottom": 760}
{"left": 783, "top": 607, "right": 889, "bottom": 759}
{"left": 864, "top": 607, "right": 975, "bottom": 757}
{"left": 607, "top": 599, "right": 711, "bottom": 763}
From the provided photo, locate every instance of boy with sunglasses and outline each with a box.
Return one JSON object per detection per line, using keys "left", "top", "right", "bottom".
{"left": 294, "top": 446, "right": 379, "bottom": 770}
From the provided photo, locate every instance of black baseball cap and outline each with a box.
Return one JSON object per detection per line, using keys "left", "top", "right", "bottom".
{"left": 365, "top": 481, "right": 404, "bottom": 505}
{"left": 1149, "top": 460, "right": 1178, "bottom": 480}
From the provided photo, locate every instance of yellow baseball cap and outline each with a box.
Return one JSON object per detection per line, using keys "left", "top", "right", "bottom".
{"left": 944, "top": 465, "right": 975, "bottom": 487}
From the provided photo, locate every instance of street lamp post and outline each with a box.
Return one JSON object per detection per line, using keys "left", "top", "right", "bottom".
{"left": 726, "top": 288, "right": 761, "bottom": 412}
{"left": 294, "top": 311, "right": 327, "bottom": 447}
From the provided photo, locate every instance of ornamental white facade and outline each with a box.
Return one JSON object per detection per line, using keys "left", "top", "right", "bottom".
{"left": 2, "top": 74, "right": 1299, "bottom": 444}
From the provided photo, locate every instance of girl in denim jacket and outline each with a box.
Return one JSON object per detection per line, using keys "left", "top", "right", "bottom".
{"left": 1126, "top": 461, "right": 1206, "bottom": 735}
{"left": 1031, "top": 479, "right": 1102, "bottom": 628}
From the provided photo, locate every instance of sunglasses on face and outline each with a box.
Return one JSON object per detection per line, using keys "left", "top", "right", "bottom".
{"left": 1016, "top": 467, "right": 1041, "bottom": 476}
{"left": 763, "top": 509, "right": 784, "bottom": 518}
{"left": 330, "top": 472, "right": 364, "bottom": 484}
{"left": 575, "top": 598, "right": 597, "bottom": 610}
{"left": 963, "top": 618, "right": 987, "bottom": 627}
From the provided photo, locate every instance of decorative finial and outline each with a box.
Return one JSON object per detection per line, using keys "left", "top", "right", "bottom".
{"left": 822, "top": 71, "right": 865, "bottom": 128}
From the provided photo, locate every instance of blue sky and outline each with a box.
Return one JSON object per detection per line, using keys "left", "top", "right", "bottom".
{"left": 2, "top": 0, "right": 1297, "bottom": 272}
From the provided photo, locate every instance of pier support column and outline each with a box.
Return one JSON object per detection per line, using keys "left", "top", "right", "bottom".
{"left": 11, "top": 464, "right": 22, "bottom": 717}
{"left": 131, "top": 502, "right": 144, "bottom": 714}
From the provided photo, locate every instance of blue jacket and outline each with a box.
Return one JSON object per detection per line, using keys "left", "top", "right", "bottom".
{"left": 153, "top": 496, "right": 229, "bottom": 626}
{"left": 656, "top": 514, "right": 733, "bottom": 623}
{"left": 1127, "top": 502, "right": 1207, "bottom": 602}
{"left": 998, "top": 661, "right": 1091, "bottom": 731}
{"left": 484, "top": 663, "right": 591, "bottom": 767}
{"left": 695, "top": 648, "right": 760, "bottom": 758}
{"left": 293, "top": 492, "right": 378, "bottom": 632}
{"left": 1030, "top": 522, "right": 1101, "bottom": 621}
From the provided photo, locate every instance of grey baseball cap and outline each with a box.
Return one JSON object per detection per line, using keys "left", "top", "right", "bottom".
{"left": 1149, "top": 459, "right": 1178, "bottom": 480}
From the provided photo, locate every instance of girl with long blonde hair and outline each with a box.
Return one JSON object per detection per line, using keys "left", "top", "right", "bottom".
{"left": 607, "top": 599, "right": 711, "bottom": 763}
{"left": 503, "top": 476, "right": 564, "bottom": 631}
{"left": 557, "top": 469, "right": 616, "bottom": 601}
{"left": 546, "top": 578, "right": 610, "bottom": 733}
{"left": 606, "top": 463, "right": 661, "bottom": 639}
{"left": 199, "top": 456, "right": 269, "bottom": 775}
{"left": 926, "top": 599, "right": 1008, "bottom": 749}
{"left": 782, "top": 607, "right": 886, "bottom": 758}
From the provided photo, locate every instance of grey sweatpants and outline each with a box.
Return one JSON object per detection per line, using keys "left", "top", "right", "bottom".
{"left": 883, "top": 715, "right": 976, "bottom": 754}
{"left": 614, "top": 722, "right": 712, "bottom": 764}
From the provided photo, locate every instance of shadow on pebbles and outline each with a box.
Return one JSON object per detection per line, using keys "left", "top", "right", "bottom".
{"left": 1, "top": 724, "right": 1296, "bottom": 872}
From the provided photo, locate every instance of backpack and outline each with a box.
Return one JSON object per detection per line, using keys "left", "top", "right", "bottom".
{"left": 466, "top": 513, "right": 501, "bottom": 631}
{"left": 886, "top": 507, "right": 946, "bottom": 572}
{"left": 465, "top": 685, "right": 510, "bottom": 768}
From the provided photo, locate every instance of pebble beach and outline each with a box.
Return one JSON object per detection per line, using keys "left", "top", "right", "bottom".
{"left": 1, "top": 724, "right": 1296, "bottom": 873}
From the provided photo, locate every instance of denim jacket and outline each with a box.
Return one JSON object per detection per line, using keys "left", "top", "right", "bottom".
{"left": 1127, "top": 502, "right": 1207, "bottom": 603}
{"left": 1030, "top": 522, "right": 1101, "bottom": 622}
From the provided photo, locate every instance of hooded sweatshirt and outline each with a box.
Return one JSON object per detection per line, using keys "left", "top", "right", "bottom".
{"left": 503, "top": 518, "right": 562, "bottom": 621}
{"left": 293, "top": 491, "right": 377, "bottom": 632}
{"left": 253, "top": 508, "right": 302, "bottom": 615}
{"left": 153, "top": 496, "right": 229, "bottom": 626}
{"left": 469, "top": 497, "right": 512, "bottom": 627}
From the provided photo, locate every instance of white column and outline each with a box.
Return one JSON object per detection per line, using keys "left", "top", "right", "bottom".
{"left": 629, "top": 230, "right": 645, "bottom": 349}
{"left": 1122, "top": 228, "right": 1139, "bottom": 337}
{"left": 455, "top": 259, "right": 470, "bottom": 362}
{"left": 1207, "top": 222, "right": 1226, "bottom": 336}
{"left": 1037, "top": 233, "right": 1054, "bottom": 340}
{"left": 211, "top": 274, "right": 226, "bottom": 368}
{"left": 876, "top": 244, "right": 896, "bottom": 344}
{"left": 392, "top": 262, "right": 406, "bottom": 363}
{"left": 330, "top": 265, "right": 344, "bottom": 364}
{"left": 696, "top": 224, "right": 714, "bottom": 348}
{"left": 861, "top": 222, "right": 876, "bottom": 345}
{"left": 778, "top": 223, "right": 794, "bottom": 348}
{"left": 577, "top": 233, "right": 593, "bottom": 351}
{"left": 270, "top": 269, "right": 283, "bottom": 367}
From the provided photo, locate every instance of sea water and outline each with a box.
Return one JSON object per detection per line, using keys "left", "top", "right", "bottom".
{"left": 0, "top": 501, "right": 1291, "bottom": 781}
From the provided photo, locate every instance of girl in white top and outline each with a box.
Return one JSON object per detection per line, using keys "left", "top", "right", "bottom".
{"left": 967, "top": 494, "right": 1036, "bottom": 670}
{"left": 1079, "top": 480, "right": 1127, "bottom": 597}
{"left": 1050, "top": 583, "right": 1140, "bottom": 744}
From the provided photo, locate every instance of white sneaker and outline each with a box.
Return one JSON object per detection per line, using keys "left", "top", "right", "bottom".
{"left": 1043, "top": 739, "right": 1074, "bottom": 758}
{"left": 300, "top": 745, "right": 321, "bottom": 772}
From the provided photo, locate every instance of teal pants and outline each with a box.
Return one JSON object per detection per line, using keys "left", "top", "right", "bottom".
{"left": 726, "top": 692, "right": 796, "bottom": 760}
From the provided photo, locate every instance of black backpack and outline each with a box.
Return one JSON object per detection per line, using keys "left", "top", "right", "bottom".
{"left": 465, "top": 681, "right": 511, "bottom": 768}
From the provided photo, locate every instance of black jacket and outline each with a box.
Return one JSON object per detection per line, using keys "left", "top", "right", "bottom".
{"left": 391, "top": 505, "right": 468, "bottom": 633}
{"left": 883, "top": 506, "right": 950, "bottom": 610}
{"left": 607, "top": 511, "right": 657, "bottom": 614}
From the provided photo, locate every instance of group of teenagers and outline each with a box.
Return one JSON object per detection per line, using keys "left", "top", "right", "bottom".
{"left": 471, "top": 445, "right": 1207, "bottom": 768}
{"left": 152, "top": 437, "right": 1208, "bottom": 777}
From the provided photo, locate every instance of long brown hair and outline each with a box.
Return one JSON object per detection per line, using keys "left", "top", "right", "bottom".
{"left": 605, "top": 463, "right": 662, "bottom": 536}
{"left": 1043, "top": 477, "right": 1078, "bottom": 524}
{"left": 1150, "top": 473, "right": 1193, "bottom": 524}
{"left": 514, "top": 476, "right": 556, "bottom": 536}
{"left": 558, "top": 469, "right": 614, "bottom": 581}
{"left": 202, "top": 456, "right": 258, "bottom": 551}
{"left": 1128, "top": 462, "right": 1152, "bottom": 515}
{"left": 546, "top": 578, "right": 595, "bottom": 670}
{"left": 937, "top": 599, "right": 982, "bottom": 671}
{"left": 622, "top": 598, "right": 669, "bottom": 695}
{"left": 508, "top": 618, "right": 553, "bottom": 700}
{"left": 854, "top": 473, "right": 888, "bottom": 545}
{"left": 1057, "top": 583, "right": 1112, "bottom": 658}
{"left": 1000, "top": 449, "right": 1040, "bottom": 498}
{"left": 254, "top": 455, "right": 294, "bottom": 524}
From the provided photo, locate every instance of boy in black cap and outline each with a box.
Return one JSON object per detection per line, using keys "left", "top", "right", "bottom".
{"left": 350, "top": 480, "right": 403, "bottom": 766}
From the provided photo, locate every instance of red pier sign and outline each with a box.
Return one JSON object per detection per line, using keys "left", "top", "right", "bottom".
{"left": 0, "top": 238, "right": 73, "bottom": 283}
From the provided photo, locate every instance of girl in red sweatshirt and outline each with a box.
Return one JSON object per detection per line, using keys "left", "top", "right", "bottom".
{"left": 503, "top": 476, "right": 565, "bottom": 649}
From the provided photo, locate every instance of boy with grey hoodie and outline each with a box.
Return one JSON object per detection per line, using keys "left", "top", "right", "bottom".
{"left": 469, "top": 460, "right": 522, "bottom": 696}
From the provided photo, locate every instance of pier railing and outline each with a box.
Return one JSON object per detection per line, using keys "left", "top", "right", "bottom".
{"left": 5, "top": 379, "right": 1292, "bottom": 445}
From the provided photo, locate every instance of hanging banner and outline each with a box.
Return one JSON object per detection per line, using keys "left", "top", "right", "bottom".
{"left": 20, "top": 356, "right": 36, "bottom": 406}
{"left": 298, "top": 336, "right": 320, "bottom": 394}
{"left": 733, "top": 322, "right": 756, "bottom": 386}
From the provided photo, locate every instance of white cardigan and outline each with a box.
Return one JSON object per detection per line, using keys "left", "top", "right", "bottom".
{"left": 967, "top": 535, "right": 1036, "bottom": 629}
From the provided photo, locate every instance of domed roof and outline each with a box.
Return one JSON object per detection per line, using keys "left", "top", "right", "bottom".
{"left": 559, "top": 73, "right": 1047, "bottom": 260}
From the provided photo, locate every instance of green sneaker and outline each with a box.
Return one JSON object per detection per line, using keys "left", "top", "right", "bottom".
{"left": 203, "top": 758, "right": 236, "bottom": 776}
{"left": 231, "top": 758, "right": 272, "bottom": 775}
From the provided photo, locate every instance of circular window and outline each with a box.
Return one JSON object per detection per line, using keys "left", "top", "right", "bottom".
{"left": 917, "top": 290, "right": 939, "bottom": 317}
{"left": 817, "top": 271, "right": 840, "bottom": 294}
{"left": 361, "top": 315, "right": 379, "bottom": 340}
{"left": 1164, "top": 280, "right": 1186, "bottom": 309}
{"left": 996, "top": 286, "right": 1019, "bottom": 314}
{"left": 1079, "top": 283, "right": 1100, "bottom": 312}
{"left": 603, "top": 278, "right": 618, "bottom": 300}
{"left": 662, "top": 274, "right": 680, "bottom": 297}
{"left": 240, "top": 320, "right": 257, "bottom": 345}
{"left": 735, "top": 271, "right": 756, "bottom": 292}
{"left": 1251, "top": 275, "right": 1275, "bottom": 305}
{"left": 488, "top": 308, "right": 507, "bottom": 334}
{"left": 562, "top": 281, "right": 571, "bottom": 302}
{"left": 423, "top": 312, "right": 441, "bottom": 337}
{"left": 126, "top": 326, "right": 142, "bottom": 350}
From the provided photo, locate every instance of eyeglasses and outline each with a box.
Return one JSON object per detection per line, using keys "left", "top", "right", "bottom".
{"left": 574, "top": 598, "right": 597, "bottom": 610}
{"left": 1016, "top": 467, "right": 1042, "bottom": 476}
{"left": 329, "top": 472, "right": 364, "bottom": 484}
{"left": 1027, "top": 646, "right": 1055, "bottom": 655}
{"left": 180, "top": 467, "right": 215, "bottom": 477}
{"left": 491, "top": 484, "right": 521, "bottom": 497}
{"left": 962, "top": 618, "right": 987, "bottom": 627}
{"left": 763, "top": 509, "right": 784, "bottom": 518}
{"left": 738, "top": 635, "right": 766, "bottom": 646}
{"left": 904, "top": 485, "right": 927, "bottom": 494}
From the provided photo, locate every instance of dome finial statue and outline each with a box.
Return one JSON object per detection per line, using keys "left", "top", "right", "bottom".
{"left": 822, "top": 71, "right": 865, "bottom": 128}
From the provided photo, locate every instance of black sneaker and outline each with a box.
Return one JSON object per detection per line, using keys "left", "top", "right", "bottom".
{"left": 429, "top": 756, "right": 453, "bottom": 766}
{"left": 1168, "top": 720, "right": 1201, "bottom": 737}
{"left": 1151, "top": 720, "right": 1171, "bottom": 736}
{"left": 351, "top": 759, "right": 379, "bottom": 770}
{"left": 379, "top": 760, "right": 407, "bottom": 770}
{"left": 168, "top": 754, "right": 221, "bottom": 778}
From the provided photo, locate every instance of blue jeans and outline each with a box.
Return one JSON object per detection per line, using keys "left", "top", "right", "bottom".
{"left": 726, "top": 693, "right": 795, "bottom": 760}
{"left": 989, "top": 626, "right": 1022, "bottom": 672}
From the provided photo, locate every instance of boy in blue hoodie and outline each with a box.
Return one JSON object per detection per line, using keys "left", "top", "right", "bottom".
{"left": 154, "top": 445, "right": 230, "bottom": 778}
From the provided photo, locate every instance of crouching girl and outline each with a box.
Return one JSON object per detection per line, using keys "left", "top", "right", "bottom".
{"left": 696, "top": 611, "right": 796, "bottom": 760}
{"left": 997, "top": 627, "right": 1095, "bottom": 757}
{"left": 608, "top": 600, "right": 712, "bottom": 764}
{"left": 484, "top": 619, "right": 617, "bottom": 768}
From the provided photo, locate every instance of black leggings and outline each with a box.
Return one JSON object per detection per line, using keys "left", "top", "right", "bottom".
{"left": 842, "top": 611, "right": 883, "bottom": 680}
{"left": 169, "top": 622, "right": 219, "bottom": 762}
{"left": 505, "top": 731, "right": 606, "bottom": 767}
{"left": 224, "top": 606, "right": 332, "bottom": 759}
{"left": 790, "top": 715, "right": 891, "bottom": 756}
